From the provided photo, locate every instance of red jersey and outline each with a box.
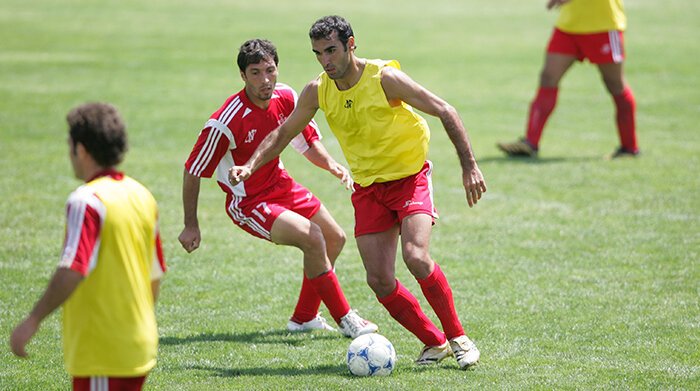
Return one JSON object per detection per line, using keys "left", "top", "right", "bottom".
{"left": 185, "top": 83, "right": 321, "bottom": 198}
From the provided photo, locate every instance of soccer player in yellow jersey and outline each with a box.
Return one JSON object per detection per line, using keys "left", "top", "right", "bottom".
{"left": 229, "top": 15, "right": 486, "bottom": 369}
{"left": 10, "top": 103, "right": 166, "bottom": 391}
{"left": 498, "top": 0, "right": 639, "bottom": 158}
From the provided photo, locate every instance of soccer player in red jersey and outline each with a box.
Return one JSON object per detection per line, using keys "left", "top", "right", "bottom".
{"left": 10, "top": 103, "right": 166, "bottom": 391}
{"left": 178, "top": 39, "right": 376, "bottom": 338}
{"left": 498, "top": 0, "right": 639, "bottom": 158}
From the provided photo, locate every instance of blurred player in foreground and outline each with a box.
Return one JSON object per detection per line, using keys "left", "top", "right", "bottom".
{"left": 229, "top": 17, "right": 485, "bottom": 369}
{"left": 10, "top": 102, "right": 166, "bottom": 390}
{"left": 178, "top": 39, "right": 376, "bottom": 338}
{"left": 498, "top": 0, "right": 639, "bottom": 158}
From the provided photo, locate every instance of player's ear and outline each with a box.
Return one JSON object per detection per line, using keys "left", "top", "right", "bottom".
{"left": 347, "top": 36, "right": 356, "bottom": 52}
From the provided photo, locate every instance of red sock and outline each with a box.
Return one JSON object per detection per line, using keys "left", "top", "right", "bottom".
{"left": 417, "top": 264, "right": 465, "bottom": 340}
{"left": 290, "top": 274, "right": 322, "bottom": 324}
{"left": 525, "top": 87, "right": 558, "bottom": 148}
{"left": 613, "top": 86, "right": 638, "bottom": 152}
{"left": 308, "top": 270, "right": 350, "bottom": 324}
{"left": 378, "top": 279, "right": 445, "bottom": 346}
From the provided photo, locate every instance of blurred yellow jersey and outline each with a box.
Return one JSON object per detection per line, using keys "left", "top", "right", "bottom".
{"left": 556, "top": 0, "right": 626, "bottom": 33}
{"left": 317, "top": 59, "right": 429, "bottom": 187}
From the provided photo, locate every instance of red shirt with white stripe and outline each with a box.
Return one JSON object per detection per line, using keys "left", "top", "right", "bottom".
{"left": 185, "top": 83, "right": 321, "bottom": 198}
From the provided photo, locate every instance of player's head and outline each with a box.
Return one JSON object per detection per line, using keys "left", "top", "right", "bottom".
{"left": 309, "top": 16, "right": 356, "bottom": 80}
{"left": 66, "top": 102, "right": 127, "bottom": 178}
{"left": 237, "top": 39, "right": 279, "bottom": 106}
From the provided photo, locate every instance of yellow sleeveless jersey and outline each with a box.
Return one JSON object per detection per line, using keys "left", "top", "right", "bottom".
{"left": 317, "top": 59, "right": 430, "bottom": 187}
{"left": 556, "top": 0, "right": 626, "bottom": 33}
{"left": 63, "top": 175, "right": 160, "bottom": 377}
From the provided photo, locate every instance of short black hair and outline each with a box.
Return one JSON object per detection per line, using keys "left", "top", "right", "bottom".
{"left": 309, "top": 15, "right": 354, "bottom": 50}
{"left": 237, "top": 39, "right": 279, "bottom": 72}
{"left": 66, "top": 102, "right": 127, "bottom": 167}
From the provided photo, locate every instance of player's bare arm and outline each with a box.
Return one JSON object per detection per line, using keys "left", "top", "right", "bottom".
{"left": 178, "top": 171, "right": 202, "bottom": 253}
{"left": 380, "top": 66, "right": 487, "bottom": 207}
{"left": 303, "top": 140, "right": 354, "bottom": 190}
{"left": 228, "top": 80, "right": 322, "bottom": 185}
{"left": 10, "top": 268, "right": 83, "bottom": 357}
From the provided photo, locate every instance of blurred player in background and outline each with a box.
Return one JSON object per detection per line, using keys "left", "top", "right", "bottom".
{"left": 498, "top": 0, "right": 639, "bottom": 158}
{"left": 229, "top": 17, "right": 485, "bottom": 369}
{"left": 10, "top": 102, "right": 166, "bottom": 391}
{"left": 178, "top": 39, "right": 376, "bottom": 338}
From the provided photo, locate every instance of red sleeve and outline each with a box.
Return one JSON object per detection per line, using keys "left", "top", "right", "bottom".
{"left": 60, "top": 196, "right": 103, "bottom": 276}
{"left": 184, "top": 127, "right": 231, "bottom": 178}
{"left": 301, "top": 119, "right": 321, "bottom": 145}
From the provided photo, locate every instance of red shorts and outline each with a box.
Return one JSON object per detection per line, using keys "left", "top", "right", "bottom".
{"left": 226, "top": 177, "right": 321, "bottom": 241}
{"left": 547, "top": 28, "right": 625, "bottom": 64}
{"left": 73, "top": 375, "right": 146, "bottom": 391}
{"left": 351, "top": 161, "right": 438, "bottom": 237}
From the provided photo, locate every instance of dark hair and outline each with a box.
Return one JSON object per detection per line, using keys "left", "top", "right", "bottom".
{"left": 309, "top": 15, "right": 354, "bottom": 50}
{"left": 237, "top": 39, "right": 279, "bottom": 72}
{"left": 66, "top": 102, "right": 127, "bottom": 167}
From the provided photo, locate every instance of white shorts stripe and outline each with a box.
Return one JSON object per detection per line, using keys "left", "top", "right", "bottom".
{"left": 609, "top": 31, "right": 623, "bottom": 64}
{"left": 228, "top": 196, "right": 271, "bottom": 239}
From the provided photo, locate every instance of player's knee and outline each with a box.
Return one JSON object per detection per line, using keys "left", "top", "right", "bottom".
{"left": 366, "top": 273, "right": 394, "bottom": 296}
{"left": 539, "top": 69, "right": 560, "bottom": 88}
{"left": 403, "top": 252, "right": 432, "bottom": 278}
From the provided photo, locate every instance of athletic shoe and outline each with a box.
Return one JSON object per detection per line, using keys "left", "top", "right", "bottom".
{"left": 497, "top": 138, "right": 538, "bottom": 157}
{"left": 286, "top": 313, "right": 336, "bottom": 332}
{"left": 450, "top": 335, "right": 480, "bottom": 369}
{"left": 338, "top": 310, "right": 378, "bottom": 338}
{"left": 415, "top": 341, "right": 452, "bottom": 365}
{"left": 607, "top": 147, "right": 640, "bottom": 160}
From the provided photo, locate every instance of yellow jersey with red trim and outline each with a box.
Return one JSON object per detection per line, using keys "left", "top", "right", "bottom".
{"left": 556, "top": 0, "right": 626, "bottom": 33}
{"left": 61, "top": 173, "right": 162, "bottom": 377}
{"left": 317, "top": 59, "right": 430, "bottom": 187}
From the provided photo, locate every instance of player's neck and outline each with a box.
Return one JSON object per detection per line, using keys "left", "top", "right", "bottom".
{"left": 334, "top": 58, "right": 365, "bottom": 91}
{"left": 245, "top": 91, "right": 270, "bottom": 110}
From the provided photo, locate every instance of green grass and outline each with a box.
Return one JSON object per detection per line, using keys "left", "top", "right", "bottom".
{"left": 1, "top": 0, "right": 698, "bottom": 389}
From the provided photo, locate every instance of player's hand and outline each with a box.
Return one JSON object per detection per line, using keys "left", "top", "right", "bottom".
{"left": 10, "top": 317, "right": 39, "bottom": 358}
{"left": 329, "top": 163, "right": 354, "bottom": 191}
{"left": 228, "top": 165, "right": 251, "bottom": 186}
{"left": 462, "top": 165, "right": 487, "bottom": 207}
{"left": 547, "top": 0, "right": 571, "bottom": 10}
{"left": 178, "top": 226, "right": 201, "bottom": 253}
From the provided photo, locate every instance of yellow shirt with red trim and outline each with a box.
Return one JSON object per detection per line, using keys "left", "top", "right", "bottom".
{"left": 317, "top": 59, "right": 430, "bottom": 187}
{"left": 60, "top": 172, "right": 165, "bottom": 377}
{"left": 556, "top": 0, "right": 626, "bottom": 33}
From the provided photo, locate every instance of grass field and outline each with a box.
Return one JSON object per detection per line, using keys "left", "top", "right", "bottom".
{"left": 1, "top": 0, "right": 698, "bottom": 389}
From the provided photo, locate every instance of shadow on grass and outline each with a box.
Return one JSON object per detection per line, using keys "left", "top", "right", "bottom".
{"left": 184, "top": 363, "right": 348, "bottom": 378}
{"left": 478, "top": 155, "right": 602, "bottom": 165}
{"left": 160, "top": 329, "right": 339, "bottom": 347}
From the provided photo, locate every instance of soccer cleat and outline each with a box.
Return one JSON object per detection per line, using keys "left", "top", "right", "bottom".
{"left": 497, "top": 138, "right": 538, "bottom": 157}
{"left": 450, "top": 335, "right": 480, "bottom": 369}
{"left": 606, "top": 146, "right": 640, "bottom": 160}
{"left": 287, "top": 313, "right": 336, "bottom": 332}
{"left": 338, "top": 309, "right": 378, "bottom": 338}
{"left": 415, "top": 341, "right": 452, "bottom": 365}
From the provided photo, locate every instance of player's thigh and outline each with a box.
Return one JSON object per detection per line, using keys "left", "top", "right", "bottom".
{"left": 540, "top": 53, "right": 577, "bottom": 87}
{"left": 356, "top": 227, "right": 400, "bottom": 291}
{"left": 597, "top": 62, "right": 625, "bottom": 95}
{"left": 400, "top": 213, "right": 434, "bottom": 278}
{"left": 310, "top": 204, "right": 345, "bottom": 244}
{"left": 270, "top": 209, "right": 322, "bottom": 249}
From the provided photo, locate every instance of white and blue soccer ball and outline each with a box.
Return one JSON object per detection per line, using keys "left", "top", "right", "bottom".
{"left": 346, "top": 333, "right": 396, "bottom": 376}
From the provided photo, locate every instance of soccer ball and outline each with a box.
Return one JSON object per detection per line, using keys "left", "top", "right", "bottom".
{"left": 346, "top": 333, "right": 396, "bottom": 376}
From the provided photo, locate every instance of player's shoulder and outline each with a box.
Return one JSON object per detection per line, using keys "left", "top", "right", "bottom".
{"left": 274, "top": 82, "right": 299, "bottom": 100}
{"left": 67, "top": 183, "right": 103, "bottom": 210}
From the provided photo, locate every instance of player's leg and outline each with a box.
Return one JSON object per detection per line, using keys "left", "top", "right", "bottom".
{"left": 272, "top": 210, "right": 375, "bottom": 336}
{"left": 401, "top": 213, "right": 479, "bottom": 368}
{"left": 288, "top": 205, "right": 346, "bottom": 330}
{"left": 357, "top": 228, "right": 446, "bottom": 357}
{"left": 309, "top": 204, "right": 347, "bottom": 266}
{"left": 498, "top": 28, "right": 578, "bottom": 156}
{"left": 598, "top": 61, "right": 638, "bottom": 156}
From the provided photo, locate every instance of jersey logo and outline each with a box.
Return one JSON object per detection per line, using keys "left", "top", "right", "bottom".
{"left": 403, "top": 200, "right": 424, "bottom": 208}
{"left": 344, "top": 99, "right": 353, "bottom": 109}
{"left": 277, "top": 113, "right": 287, "bottom": 125}
{"left": 245, "top": 129, "right": 257, "bottom": 143}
